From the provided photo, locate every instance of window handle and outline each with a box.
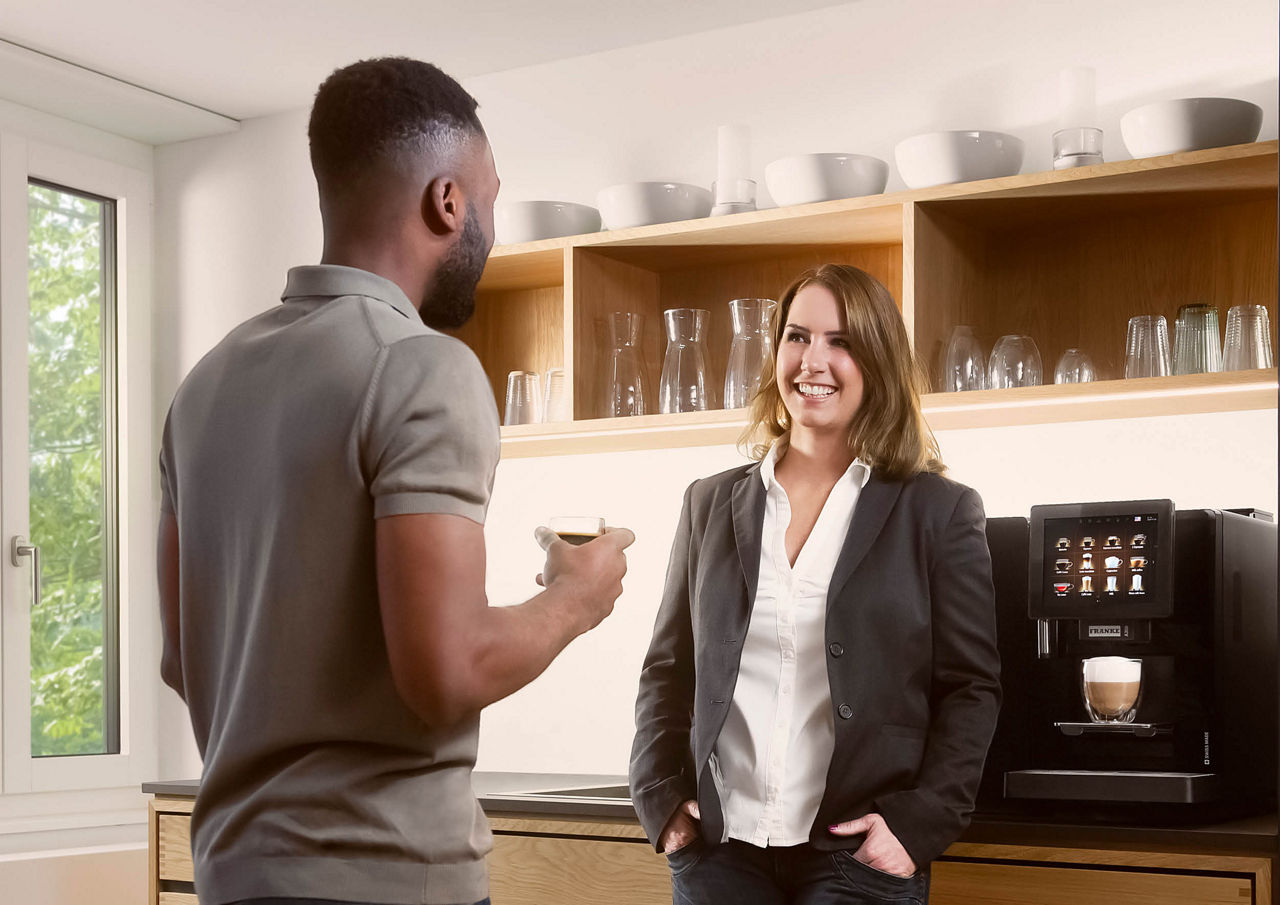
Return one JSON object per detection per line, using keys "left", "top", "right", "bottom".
{"left": 10, "top": 536, "right": 41, "bottom": 610}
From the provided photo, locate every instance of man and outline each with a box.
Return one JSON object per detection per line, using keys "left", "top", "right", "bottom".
{"left": 157, "top": 58, "right": 633, "bottom": 905}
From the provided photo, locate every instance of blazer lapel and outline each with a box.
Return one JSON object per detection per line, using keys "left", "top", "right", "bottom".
{"left": 827, "top": 470, "right": 903, "bottom": 606}
{"left": 731, "top": 465, "right": 767, "bottom": 606}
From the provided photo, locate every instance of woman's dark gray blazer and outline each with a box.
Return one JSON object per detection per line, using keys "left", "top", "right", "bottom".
{"left": 629, "top": 460, "right": 1001, "bottom": 868}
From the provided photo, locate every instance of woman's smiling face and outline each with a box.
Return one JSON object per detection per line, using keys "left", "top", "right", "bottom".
{"left": 776, "top": 283, "right": 865, "bottom": 438}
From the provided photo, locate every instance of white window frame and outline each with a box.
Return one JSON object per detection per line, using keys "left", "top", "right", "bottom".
{"left": 0, "top": 133, "right": 157, "bottom": 796}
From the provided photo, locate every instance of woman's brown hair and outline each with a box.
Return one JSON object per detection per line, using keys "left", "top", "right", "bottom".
{"left": 742, "top": 264, "right": 944, "bottom": 480}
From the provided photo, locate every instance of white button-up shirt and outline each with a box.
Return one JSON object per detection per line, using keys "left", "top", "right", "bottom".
{"left": 713, "top": 444, "right": 871, "bottom": 847}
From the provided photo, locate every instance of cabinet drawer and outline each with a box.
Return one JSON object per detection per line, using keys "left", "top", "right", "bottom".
{"left": 158, "top": 813, "right": 195, "bottom": 882}
{"left": 490, "top": 833, "right": 670, "bottom": 905}
{"left": 158, "top": 894, "right": 199, "bottom": 905}
{"left": 933, "top": 859, "right": 1254, "bottom": 905}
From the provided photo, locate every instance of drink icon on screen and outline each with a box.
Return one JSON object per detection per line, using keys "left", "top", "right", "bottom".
{"left": 1104, "top": 555, "right": 1122, "bottom": 571}
{"left": 1130, "top": 573, "right": 1144, "bottom": 593}
{"left": 1080, "top": 575, "right": 1094, "bottom": 594}
{"left": 1131, "top": 533, "right": 1147, "bottom": 548}
{"left": 1056, "top": 537, "right": 1071, "bottom": 551}
{"left": 1081, "top": 552, "right": 1094, "bottom": 571}
{"left": 1106, "top": 575, "right": 1119, "bottom": 593}
{"left": 1105, "top": 535, "right": 1121, "bottom": 549}
{"left": 1055, "top": 559, "right": 1072, "bottom": 574}
{"left": 1082, "top": 536, "right": 1095, "bottom": 550}
{"left": 1130, "top": 556, "right": 1146, "bottom": 570}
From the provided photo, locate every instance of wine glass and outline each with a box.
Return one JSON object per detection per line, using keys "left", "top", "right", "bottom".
{"left": 988, "top": 335, "right": 1042, "bottom": 389}
{"left": 1054, "top": 348, "right": 1096, "bottom": 384}
{"left": 942, "top": 326, "right": 987, "bottom": 392}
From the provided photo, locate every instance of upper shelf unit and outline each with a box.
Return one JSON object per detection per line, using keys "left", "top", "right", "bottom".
{"left": 447, "top": 141, "right": 1278, "bottom": 458}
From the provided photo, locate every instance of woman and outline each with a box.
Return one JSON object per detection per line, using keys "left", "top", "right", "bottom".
{"left": 629, "top": 264, "right": 1000, "bottom": 905}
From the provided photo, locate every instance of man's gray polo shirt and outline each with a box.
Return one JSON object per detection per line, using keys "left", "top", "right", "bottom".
{"left": 159, "top": 265, "right": 500, "bottom": 905}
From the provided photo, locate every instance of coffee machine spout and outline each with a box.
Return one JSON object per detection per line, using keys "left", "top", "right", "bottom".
{"left": 1036, "top": 619, "right": 1053, "bottom": 659}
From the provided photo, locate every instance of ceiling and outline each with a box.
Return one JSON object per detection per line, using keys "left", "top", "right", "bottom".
{"left": 1, "top": 0, "right": 843, "bottom": 126}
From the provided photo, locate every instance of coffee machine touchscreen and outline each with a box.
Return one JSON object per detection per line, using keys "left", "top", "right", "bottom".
{"left": 1030, "top": 500, "right": 1174, "bottom": 622}
{"left": 1045, "top": 512, "right": 1159, "bottom": 602}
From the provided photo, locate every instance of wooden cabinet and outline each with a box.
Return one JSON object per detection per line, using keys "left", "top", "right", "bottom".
{"left": 146, "top": 796, "right": 1275, "bottom": 905}
{"left": 457, "top": 141, "right": 1278, "bottom": 458}
{"left": 148, "top": 795, "right": 197, "bottom": 905}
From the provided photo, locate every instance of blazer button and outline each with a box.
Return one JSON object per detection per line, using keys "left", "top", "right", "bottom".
{"left": 838, "top": 703, "right": 853, "bottom": 719}
{"left": 828, "top": 642, "right": 844, "bottom": 657}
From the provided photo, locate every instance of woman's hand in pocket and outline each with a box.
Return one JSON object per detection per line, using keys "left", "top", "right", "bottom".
{"left": 658, "top": 799, "right": 701, "bottom": 854}
{"left": 829, "top": 812, "right": 917, "bottom": 877}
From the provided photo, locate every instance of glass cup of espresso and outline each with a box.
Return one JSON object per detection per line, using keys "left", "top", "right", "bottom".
{"left": 548, "top": 516, "right": 606, "bottom": 546}
{"left": 1081, "top": 656, "right": 1142, "bottom": 723}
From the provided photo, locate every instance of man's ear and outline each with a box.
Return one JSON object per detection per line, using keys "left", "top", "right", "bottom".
{"left": 423, "top": 176, "right": 465, "bottom": 238}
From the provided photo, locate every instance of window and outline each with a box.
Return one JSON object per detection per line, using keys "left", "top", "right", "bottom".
{"left": 25, "top": 181, "right": 120, "bottom": 758}
{"left": 1, "top": 134, "right": 155, "bottom": 797}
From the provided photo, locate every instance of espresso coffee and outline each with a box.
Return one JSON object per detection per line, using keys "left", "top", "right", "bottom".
{"left": 547, "top": 516, "right": 605, "bottom": 547}
{"left": 1084, "top": 680, "right": 1140, "bottom": 718}
{"left": 556, "top": 532, "right": 600, "bottom": 546}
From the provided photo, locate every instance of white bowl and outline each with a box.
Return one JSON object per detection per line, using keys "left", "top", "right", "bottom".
{"left": 894, "top": 131, "right": 1024, "bottom": 189}
{"left": 1120, "top": 97, "right": 1263, "bottom": 158}
{"left": 764, "top": 153, "right": 889, "bottom": 206}
{"left": 596, "top": 182, "right": 712, "bottom": 230}
{"left": 495, "top": 200, "right": 601, "bottom": 245}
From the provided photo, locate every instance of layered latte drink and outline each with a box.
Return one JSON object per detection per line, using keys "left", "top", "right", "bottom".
{"left": 1082, "top": 656, "right": 1142, "bottom": 723}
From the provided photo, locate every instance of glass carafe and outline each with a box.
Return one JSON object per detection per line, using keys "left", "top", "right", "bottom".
{"left": 605, "top": 311, "right": 646, "bottom": 417}
{"left": 723, "top": 298, "right": 776, "bottom": 409}
{"left": 660, "top": 308, "right": 715, "bottom": 413}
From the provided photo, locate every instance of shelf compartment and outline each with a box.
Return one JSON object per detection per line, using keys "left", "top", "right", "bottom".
{"left": 571, "top": 239, "right": 903, "bottom": 421}
{"left": 909, "top": 188, "right": 1277, "bottom": 389}
{"left": 453, "top": 247, "right": 569, "bottom": 415}
{"left": 500, "top": 369, "right": 1278, "bottom": 458}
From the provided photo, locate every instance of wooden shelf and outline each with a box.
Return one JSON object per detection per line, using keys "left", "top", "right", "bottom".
{"left": 501, "top": 369, "right": 1279, "bottom": 458}
{"left": 463, "top": 142, "right": 1278, "bottom": 458}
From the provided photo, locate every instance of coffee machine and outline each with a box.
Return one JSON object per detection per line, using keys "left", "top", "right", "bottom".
{"left": 978, "top": 500, "right": 1278, "bottom": 822}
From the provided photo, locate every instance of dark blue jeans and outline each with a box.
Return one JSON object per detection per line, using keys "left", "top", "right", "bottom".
{"left": 230, "top": 899, "right": 489, "bottom": 905}
{"left": 667, "top": 838, "right": 930, "bottom": 905}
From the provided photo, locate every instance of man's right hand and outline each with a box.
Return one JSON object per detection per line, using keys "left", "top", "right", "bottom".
{"left": 658, "top": 799, "right": 701, "bottom": 854}
{"left": 535, "top": 526, "right": 635, "bottom": 633}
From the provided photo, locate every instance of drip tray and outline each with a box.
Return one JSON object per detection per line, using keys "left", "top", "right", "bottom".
{"left": 1005, "top": 770, "right": 1220, "bottom": 804}
{"left": 1055, "top": 721, "right": 1173, "bottom": 738}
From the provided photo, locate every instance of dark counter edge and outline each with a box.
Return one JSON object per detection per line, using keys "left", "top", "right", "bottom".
{"left": 144, "top": 775, "right": 1279, "bottom": 855}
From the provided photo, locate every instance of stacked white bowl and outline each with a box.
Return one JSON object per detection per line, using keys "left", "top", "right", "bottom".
{"left": 495, "top": 201, "right": 601, "bottom": 245}
{"left": 894, "top": 131, "right": 1024, "bottom": 189}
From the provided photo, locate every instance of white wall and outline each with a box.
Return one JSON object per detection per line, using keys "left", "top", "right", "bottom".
{"left": 0, "top": 844, "right": 146, "bottom": 905}
{"left": 152, "top": 0, "right": 1280, "bottom": 780}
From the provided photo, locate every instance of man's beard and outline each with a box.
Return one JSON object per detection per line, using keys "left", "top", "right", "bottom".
{"left": 420, "top": 202, "right": 489, "bottom": 330}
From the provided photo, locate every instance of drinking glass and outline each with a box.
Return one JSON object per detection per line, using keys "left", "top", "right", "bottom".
{"left": 542, "top": 367, "right": 571, "bottom": 423}
{"left": 503, "top": 370, "right": 541, "bottom": 425}
{"left": 1081, "top": 656, "right": 1142, "bottom": 724}
{"left": 942, "top": 325, "right": 987, "bottom": 392}
{"left": 1222, "top": 304, "right": 1275, "bottom": 371}
{"left": 605, "top": 312, "right": 647, "bottom": 417}
{"left": 660, "top": 308, "right": 715, "bottom": 413}
{"left": 723, "top": 298, "right": 776, "bottom": 408}
{"left": 1124, "top": 315, "right": 1171, "bottom": 379}
{"left": 1054, "top": 348, "right": 1096, "bottom": 384}
{"left": 987, "top": 335, "right": 1042, "bottom": 389}
{"left": 1172, "top": 304, "right": 1222, "bottom": 375}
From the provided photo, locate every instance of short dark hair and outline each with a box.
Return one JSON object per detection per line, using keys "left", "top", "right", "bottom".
{"left": 308, "top": 57, "right": 484, "bottom": 192}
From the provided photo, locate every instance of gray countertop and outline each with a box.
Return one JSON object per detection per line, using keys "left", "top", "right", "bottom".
{"left": 143, "top": 773, "right": 1279, "bottom": 854}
